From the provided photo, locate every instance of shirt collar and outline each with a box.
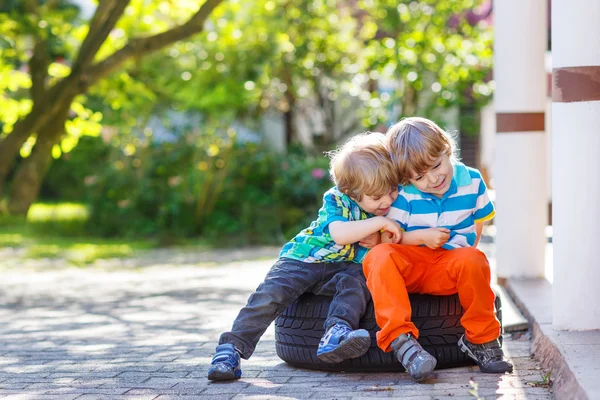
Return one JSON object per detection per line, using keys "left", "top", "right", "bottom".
{"left": 332, "top": 186, "right": 374, "bottom": 217}
{"left": 453, "top": 162, "right": 472, "bottom": 187}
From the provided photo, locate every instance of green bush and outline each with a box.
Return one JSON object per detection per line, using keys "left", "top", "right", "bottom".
{"left": 83, "top": 131, "right": 332, "bottom": 245}
{"left": 41, "top": 136, "right": 110, "bottom": 201}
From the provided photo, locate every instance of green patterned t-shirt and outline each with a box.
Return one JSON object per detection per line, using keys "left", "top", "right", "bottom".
{"left": 279, "top": 187, "right": 372, "bottom": 263}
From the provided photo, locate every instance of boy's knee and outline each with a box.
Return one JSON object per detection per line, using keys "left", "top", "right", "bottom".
{"left": 455, "top": 248, "right": 491, "bottom": 274}
{"left": 364, "top": 244, "right": 408, "bottom": 277}
{"left": 364, "top": 244, "right": 393, "bottom": 275}
{"left": 365, "top": 243, "right": 398, "bottom": 263}
{"left": 456, "top": 247, "right": 488, "bottom": 262}
{"left": 336, "top": 274, "right": 371, "bottom": 297}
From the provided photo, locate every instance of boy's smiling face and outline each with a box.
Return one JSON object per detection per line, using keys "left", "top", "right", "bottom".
{"left": 409, "top": 154, "right": 453, "bottom": 198}
{"left": 354, "top": 187, "right": 399, "bottom": 216}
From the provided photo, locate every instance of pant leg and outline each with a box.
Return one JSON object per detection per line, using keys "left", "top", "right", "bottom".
{"left": 419, "top": 247, "right": 501, "bottom": 344}
{"left": 219, "top": 258, "right": 320, "bottom": 359}
{"left": 363, "top": 244, "right": 434, "bottom": 352}
{"left": 312, "top": 263, "right": 371, "bottom": 331}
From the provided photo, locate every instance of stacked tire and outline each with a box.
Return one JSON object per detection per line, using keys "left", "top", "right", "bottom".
{"left": 275, "top": 292, "right": 502, "bottom": 372}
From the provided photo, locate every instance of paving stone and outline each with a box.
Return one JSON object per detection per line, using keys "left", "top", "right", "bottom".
{"left": 2, "top": 395, "right": 80, "bottom": 400}
{"left": 232, "top": 395, "right": 301, "bottom": 400}
{"left": 74, "top": 395, "right": 156, "bottom": 400}
{"left": 157, "top": 395, "right": 233, "bottom": 400}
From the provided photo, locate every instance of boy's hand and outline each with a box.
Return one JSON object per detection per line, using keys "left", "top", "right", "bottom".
{"left": 381, "top": 231, "right": 396, "bottom": 244}
{"left": 359, "top": 232, "right": 381, "bottom": 248}
{"left": 380, "top": 218, "right": 402, "bottom": 244}
{"left": 422, "top": 228, "right": 450, "bottom": 249}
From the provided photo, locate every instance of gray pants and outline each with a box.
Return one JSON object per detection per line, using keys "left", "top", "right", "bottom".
{"left": 219, "top": 257, "right": 370, "bottom": 359}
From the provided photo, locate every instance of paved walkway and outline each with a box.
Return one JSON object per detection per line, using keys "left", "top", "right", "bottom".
{"left": 0, "top": 247, "right": 555, "bottom": 399}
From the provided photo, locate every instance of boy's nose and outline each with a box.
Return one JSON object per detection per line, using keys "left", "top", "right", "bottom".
{"left": 426, "top": 173, "right": 437, "bottom": 185}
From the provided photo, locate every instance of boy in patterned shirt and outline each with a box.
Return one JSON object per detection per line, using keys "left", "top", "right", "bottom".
{"left": 208, "top": 132, "right": 403, "bottom": 381}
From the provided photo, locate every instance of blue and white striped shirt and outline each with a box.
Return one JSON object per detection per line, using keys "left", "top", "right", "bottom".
{"left": 387, "top": 162, "right": 495, "bottom": 250}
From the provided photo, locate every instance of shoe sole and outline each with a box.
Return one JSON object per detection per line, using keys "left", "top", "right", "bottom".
{"left": 317, "top": 329, "right": 371, "bottom": 363}
{"left": 458, "top": 336, "right": 513, "bottom": 374}
{"left": 207, "top": 368, "right": 242, "bottom": 381}
{"left": 411, "top": 357, "right": 437, "bottom": 382}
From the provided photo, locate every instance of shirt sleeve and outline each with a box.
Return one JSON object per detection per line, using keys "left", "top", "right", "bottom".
{"left": 473, "top": 173, "right": 496, "bottom": 222}
{"left": 319, "top": 191, "right": 352, "bottom": 227}
{"left": 386, "top": 193, "right": 409, "bottom": 231}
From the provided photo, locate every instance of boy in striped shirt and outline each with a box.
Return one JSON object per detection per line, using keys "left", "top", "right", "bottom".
{"left": 364, "top": 117, "right": 513, "bottom": 381}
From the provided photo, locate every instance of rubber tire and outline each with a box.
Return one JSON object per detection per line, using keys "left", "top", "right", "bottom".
{"left": 275, "top": 292, "right": 502, "bottom": 372}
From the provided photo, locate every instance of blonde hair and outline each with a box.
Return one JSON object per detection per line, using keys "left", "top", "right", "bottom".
{"left": 386, "top": 117, "right": 458, "bottom": 185}
{"left": 328, "top": 132, "right": 399, "bottom": 200}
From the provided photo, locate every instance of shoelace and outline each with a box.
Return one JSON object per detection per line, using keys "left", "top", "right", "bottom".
{"left": 320, "top": 324, "right": 351, "bottom": 345}
{"left": 211, "top": 352, "right": 238, "bottom": 367}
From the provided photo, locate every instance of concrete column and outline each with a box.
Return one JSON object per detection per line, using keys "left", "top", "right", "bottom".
{"left": 552, "top": 0, "right": 600, "bottom": 330}
{"left": 493, "top": 0, "right": 548, "bottom": 280}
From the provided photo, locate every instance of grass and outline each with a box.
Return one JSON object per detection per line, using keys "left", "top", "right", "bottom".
{"left": 0, "top": 202, "right": 157, "bottom": 266}
{"left": 529, "top": 369, "right": 553, "bottom": 388}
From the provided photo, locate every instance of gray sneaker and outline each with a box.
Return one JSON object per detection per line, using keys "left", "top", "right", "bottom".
{"left": 392, "top": 333, "right": 437, "bottom": 381}
{"left": 458, "top": 335, "right": 513, "bottom": 373}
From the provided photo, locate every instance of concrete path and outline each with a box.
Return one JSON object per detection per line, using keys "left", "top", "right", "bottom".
{"left": 0, "top": 247, "right": 555, "bottom": 399}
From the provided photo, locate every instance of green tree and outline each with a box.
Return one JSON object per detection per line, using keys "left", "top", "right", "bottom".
{"left": 120, "top": 0, "right": 372, "bottom": 148}
{"left": 357, "top": 0, "right": 494, "bottom": 125}
{"left": 0, "top": 0, "right": 223, "bottom": 215}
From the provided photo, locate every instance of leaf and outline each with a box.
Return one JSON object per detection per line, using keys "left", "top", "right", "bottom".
{"left": 52, "top": 144, "right": 62, "bottom": 159}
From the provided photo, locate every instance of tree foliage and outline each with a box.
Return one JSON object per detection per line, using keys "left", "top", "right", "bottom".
{"left": 0, "top": 0, "right": 224, "bottom": 215}
{"left": 0, "top": 0, "right": 494, "bottom": 218}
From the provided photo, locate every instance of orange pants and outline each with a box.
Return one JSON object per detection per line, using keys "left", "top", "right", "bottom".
{"left": 363, "top": 244, "right": 501, "bottom": 352}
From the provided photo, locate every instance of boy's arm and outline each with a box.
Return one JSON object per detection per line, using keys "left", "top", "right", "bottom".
{"left": 471, "top": 170, "right": 495, "bottom": 248}
{"left": 359, "top": 231, "right": 382, "bottom": 248}
{"left": 377, "top": 193, "right": 410, "bottom": 245}
{"left": 329, "top": 217, "right": 402, "bottom": 245}
{"left": 472, "top": 169, "right": 495, "bottom": 233}
{"left": 474, "top": 221, "right": 484, "bottom": 247}
{"left": 401, "top": 228, "right": 450, "bottom": 249}
{"left": 400, "top": 230, "right": 427, "bottom": 246}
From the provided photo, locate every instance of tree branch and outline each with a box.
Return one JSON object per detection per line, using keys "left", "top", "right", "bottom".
{"left": 72, "top": 0, "right": 130, "bottom": 72}
{"left": 24, "top": 0, "right": 49, "bottom": 104}
{"left": 85, "top": 0, "right": 224, "bottom": 86}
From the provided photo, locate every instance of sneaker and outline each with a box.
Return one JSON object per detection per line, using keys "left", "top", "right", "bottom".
{"left": 207, "top": 344, "right": 242, "bottom": 381}
{"left": 392, "top": 333, "right": 437, "bottom": 381}
{"left": 458, "top": 335, "right": 513, "bottom": 373}
{"left": 317, "top": 323, "right": 371, "bottom": 363}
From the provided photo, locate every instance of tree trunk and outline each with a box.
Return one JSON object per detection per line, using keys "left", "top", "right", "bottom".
{"left": 284, "top": 108, "right": 295, "bottom": 147}
{"left": 6, "top": 108, "right": 69, "bottom": 216}
{"left": 0, "top": 77, "right": 79, "bottom": 199}
{"left": 0, "top": 0, "right": 222, "bottom": 210}
{"left": 0, "top": 110, "right": 49, "bottom": 199}
{"left": 458, "top": 102, "right": 481, "bottom": 169}
{"left": 283, "top": 86, "right": 296, "bottom": 147}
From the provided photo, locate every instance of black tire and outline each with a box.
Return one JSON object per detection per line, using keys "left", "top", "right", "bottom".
{"left": 275, "top": 292, "right": 502, "bottom": 372}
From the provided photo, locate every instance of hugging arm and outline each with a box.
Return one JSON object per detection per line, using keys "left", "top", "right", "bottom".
{"left": 329, "top": 217, "right": 402, "bottom": 246}
{"left": 401, "top": 228, "right": 450, "bottom": 249}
